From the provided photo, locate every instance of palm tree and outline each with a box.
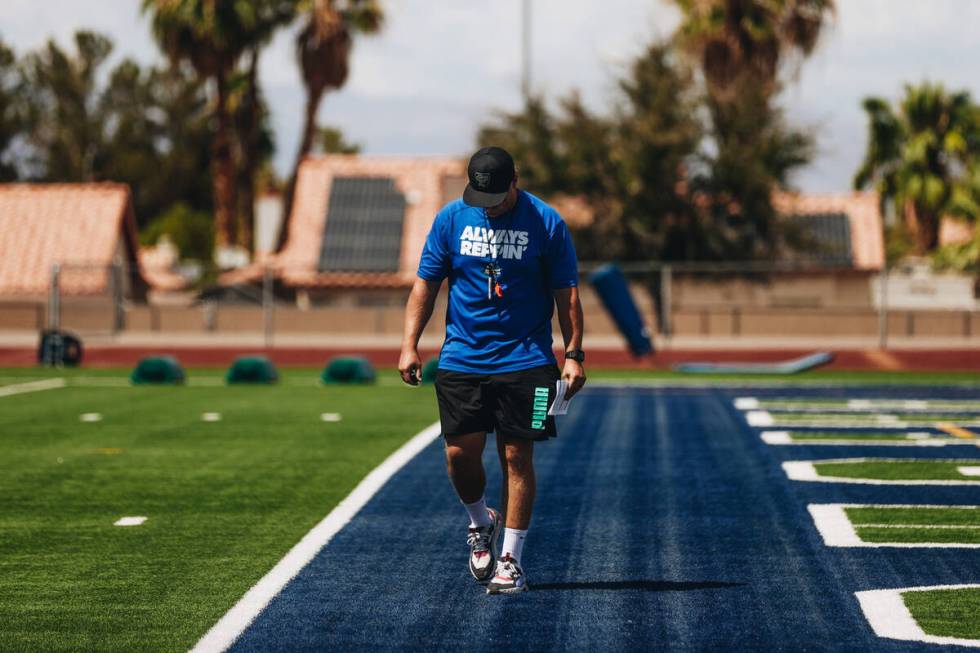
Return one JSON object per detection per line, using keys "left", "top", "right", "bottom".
{"left": 143, "top": 0, "right": 293, "bottom": 250}
{"left": 278, "top": 0, "right": 382, "bottom": 251}
{"left": 854, "top": 83, "right": 980, "bottom": 254}
{"left": 672, "top": 0, "right": 835, "bottom": 99}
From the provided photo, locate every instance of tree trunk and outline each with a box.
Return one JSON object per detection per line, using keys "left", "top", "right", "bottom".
{"left": 236, "top": 50, "right": 260, "bottom": 254}
{"left": 907, "top": 202, "right": 940, "bottom": 255}
{"left": 212, "top": 71, "right": 238, "bottom": 251}
{"left": 276, "top": 86, "right": 324, "bottom": 252}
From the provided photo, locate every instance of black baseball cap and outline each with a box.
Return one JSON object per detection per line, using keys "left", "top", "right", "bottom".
{"left": 462, "top": 147, "right": 516, "bottom": 208}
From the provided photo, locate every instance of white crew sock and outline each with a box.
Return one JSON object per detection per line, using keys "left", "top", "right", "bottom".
{"left": 501, "top": 528, "right": 527, "bottom": 564}
{"left": 462, "top": 497, "right": 492, "bottom": 528}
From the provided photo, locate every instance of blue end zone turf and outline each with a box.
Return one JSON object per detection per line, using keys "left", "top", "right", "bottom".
{"left": 223, "top": 383, "right": 980, "bottom": 651}
{"left": 673, "top": 351, "right": 834, "bottom": 374}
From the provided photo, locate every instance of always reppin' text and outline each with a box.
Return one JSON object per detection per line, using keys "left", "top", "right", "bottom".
{"left": 458, "top": 225, "right": 529, "bottom": 260}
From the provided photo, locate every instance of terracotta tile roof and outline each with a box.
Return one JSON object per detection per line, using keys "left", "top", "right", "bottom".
{"left": 773, "top": 191, "right": 884, "bottom": 270}
{"left": 0, "top": 183, "right": 148, "bottom": 297}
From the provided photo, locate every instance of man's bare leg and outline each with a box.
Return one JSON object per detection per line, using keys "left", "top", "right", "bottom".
{"left": 499, "top": 435, "right": 535, "bottom": 530}
{"left": 445, "top": 432, "right": 487, "bottom": 504}
{"left": 496, "top": 435, "right": 509, "bottom": 524}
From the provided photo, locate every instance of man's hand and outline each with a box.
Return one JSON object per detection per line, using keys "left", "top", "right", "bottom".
{"left": 561, "top": 358, "right": 586, "bottom": 399}
{"left": 399, "top": 347, "right": 422, "bottom": 386}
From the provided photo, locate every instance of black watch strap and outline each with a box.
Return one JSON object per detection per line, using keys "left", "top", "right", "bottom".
{"left": 565, "top": 350, "right": 585, "bottom": 362}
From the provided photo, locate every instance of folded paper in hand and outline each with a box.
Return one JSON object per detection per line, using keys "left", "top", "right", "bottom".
{"left": 548, "top": 379, "right": 573, "bottom": 416}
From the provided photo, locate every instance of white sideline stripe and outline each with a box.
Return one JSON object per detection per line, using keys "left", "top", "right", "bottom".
{"left": 733, "top": 397, "right": 759, "bottom": 410}
{"left": 114, "top": 516, "right": 147, "bottom": 527}
{"left": 746, "top": 410, "right": 774, "bottom": 426}
{"left": 784, "top": 458, "right": 980, "bottom": 486}
{"left": 80, "top": 413, "right": 102, "bottom": 423}
{"left": 320, "top": 413, "right": 342, "bottom": 422}
{"left": 761, "top": 431, "right": 955, "bottom": 447}
{"left": 0, "top": 378, "right": 66, "bottom": 398}
{"left": 190, "top": 420, "right": 442, "bottom": 653}
{"left": 202, "top": 413, "right": 222, "bottom": 422}
{"left": 857, "top": 584, "right": 980, "bottom": 647}
{"left": 808, "top": 504, "right": 980, "bottom": 548}
{"left": 959, "top": 466, "right": 980, "bottom": 477}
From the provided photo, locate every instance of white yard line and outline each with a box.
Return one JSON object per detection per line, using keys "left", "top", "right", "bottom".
{"left": 737, "top": 398, "right": 980, "bottom": 413}
{"left": 189, "top": 420, "right": 443, "bottom": 653}
{"left": 114, "top": 516, "right": 147, "bottom": 527}
{"left": 783, "top": 458, "right": 980, "bottom": 486}
{"left": 761, "top": 431, "right": 956, "bottom": 447}
{"left": 857, "top": 584, "right": 980, "bottom": 648}
{"left": 0, "top": 378, "right": 66, "bottom": 398}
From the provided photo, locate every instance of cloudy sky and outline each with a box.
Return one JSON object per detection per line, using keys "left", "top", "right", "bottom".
{"left": 2, "top": 0, "right": 979, "bottom": 192}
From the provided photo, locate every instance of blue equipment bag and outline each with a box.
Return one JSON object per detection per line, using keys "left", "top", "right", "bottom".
{"left": 588, "top": 263, "right": 654, "bottom": 357}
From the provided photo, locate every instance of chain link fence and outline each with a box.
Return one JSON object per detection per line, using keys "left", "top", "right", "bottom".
{"left": 3, "top": 261, "right": 978, "bottom": 350}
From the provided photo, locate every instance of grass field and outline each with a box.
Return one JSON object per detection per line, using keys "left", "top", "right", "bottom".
{"left": 815, "top": 459, "right": 980, "bottom": 481}
{"left": 3, "top": 366, "right": 980, "bottom": 650}
{"left": 904, "top": 588, "right": 980, "bottom": 639}
{"left": 0, "top": 370, "right": 436, "bottom": 652}
{"left": 845, "top": 506, "right": 980, "bottom": 545}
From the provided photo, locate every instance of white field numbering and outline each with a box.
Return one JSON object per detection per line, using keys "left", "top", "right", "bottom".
{"left": 783, "top": 459, "right": 980, "bottom": 486}
{"left": 807, "top": 504, "right": 980, "bottom": 548}
{"left": 856, "top": 584, "right": 980, "bottom": 648}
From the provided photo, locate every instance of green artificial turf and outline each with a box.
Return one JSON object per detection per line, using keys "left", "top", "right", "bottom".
{"left": 845, "top": 506, "right": 980, "bottom": 544}
{"left": 816, "top": 460, "right": 980, "bottom": 481}
{"left": 846, "top": 506, "right": 980, "bottom": 526}
{"left": 856, "top": 527, "right": 980, "bottom": 544}
{"left": 904, "top": 588, "right": 980, "bottom": 639}
{"left": 0, "top": 381, "right": 438, "bottom": 652}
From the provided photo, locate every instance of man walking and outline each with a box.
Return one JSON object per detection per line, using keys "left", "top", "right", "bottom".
{"left": 399, "top": 146, "right": 586, "bottom": 594}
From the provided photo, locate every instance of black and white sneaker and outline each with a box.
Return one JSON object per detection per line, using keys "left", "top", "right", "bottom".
{"left": 467, "top": 508, "right": 501, "bottom": 583}
{"left": 486, "top": 554, "right": 528, "bottom": 594}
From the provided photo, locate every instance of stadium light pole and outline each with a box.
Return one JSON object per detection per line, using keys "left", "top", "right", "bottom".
{"left": 521, "top": 0, "right": 531, "bottom": 102}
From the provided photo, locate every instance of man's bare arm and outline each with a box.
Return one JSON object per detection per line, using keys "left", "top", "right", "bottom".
{"left": 554, "top": 286, "right": 586, "bottom": 398}
{"left": 399, "top": 276, "right": 442, "bottom": 385}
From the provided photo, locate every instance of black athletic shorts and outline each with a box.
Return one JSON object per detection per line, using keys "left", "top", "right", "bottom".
{"left": 435, "top": 364, "right": 561, "bottom": 441}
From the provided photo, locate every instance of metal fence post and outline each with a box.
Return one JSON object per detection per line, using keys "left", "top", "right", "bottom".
{"left": 661, "top": 264, "right": 673, "bottom": 339}
{"left": 263, "top": 266, "right": 274, "bottom": 348}
{"left": 877, "top": 264, "right": 888, "bottom": 350}
{"left": 111, "top": 263, "right": 125, "bottom": 334}
{"left": 48, "top": 263, "right": 61, "bottom": 331}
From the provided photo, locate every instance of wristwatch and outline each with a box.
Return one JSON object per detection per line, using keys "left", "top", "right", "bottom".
{"left": 565, "top": 350, "right": 586, "bottom": 362}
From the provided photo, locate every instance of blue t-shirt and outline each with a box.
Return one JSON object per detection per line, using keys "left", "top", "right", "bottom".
{"left": 417, "top": 190, "right": 578, "bottom": 374}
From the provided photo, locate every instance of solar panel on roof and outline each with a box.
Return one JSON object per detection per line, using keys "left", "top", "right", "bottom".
{"left": 318, "top": 177, "right": 406, "bottom": 273}
{"left": 790, "top": 212, "right": 853, "bottom": 267}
